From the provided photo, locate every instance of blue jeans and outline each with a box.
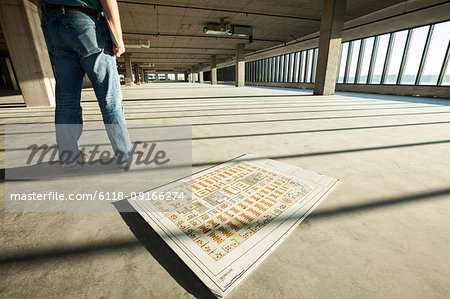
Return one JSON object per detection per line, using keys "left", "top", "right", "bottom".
{"left": 41, "top": 7, "right": 134, "bottom": 166}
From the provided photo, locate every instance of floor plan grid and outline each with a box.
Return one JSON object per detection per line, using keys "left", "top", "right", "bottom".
{"left": 152, "top": 161, "right": 312, "bottom": 261}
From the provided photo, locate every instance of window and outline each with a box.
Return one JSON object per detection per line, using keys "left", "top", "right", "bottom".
{"left": 303, "top": 49, "right": 313, "bottom": 83}
{"left": 275, "top": 56, "right": 280, "bottom": 82}
{"left": 384, "top": 30, "right": 408, "bottom": 84}
{"left": 263, "top": 60, "right": 267, "bottom": 82}
{"left": 357, "top": 37, "right": 375, "bottom": 84}
{"left": 294, "top": 52, "right": 300, "bottom": 82}
{"left": 260, "top": 59, "right": 264, "bottom": 82}
{"left": 257, "top": 19, "right": 449, "bottom": 88}
{"left": 299, "top": 51, "right": 306, "bottom": 82}
{"left": 369, "top": 33, "right": 390, "bottom": 84}
{"left": 346, "top": 40, "right": 361, "bottom": 83}
{"left": 283, "top": 54, "right": 289, "bottom": 82}
{"left": 311, "top": 48, "right": 318, "bottom": 83}
{"left": 441, "top": 56, "right": 450, "bottom": 86}
{"left": 269, "top": 57, "right": 273, "bottom": 82}
{"left": 338, "top": 42, "right": 349, "bottom": 83}
{"left": 419, "top": 21, "right": 450, "bottom": 85}
{"left": 280, "top": 55, "right": 285, "bottom": 82}
{"left": 400, "top": 25, "right": 430, "bottom": 84}
{"left": 288, "top": 53, "right": 295, "bottom": 82}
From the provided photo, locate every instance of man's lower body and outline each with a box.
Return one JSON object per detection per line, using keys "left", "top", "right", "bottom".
{"left": 40, "top": 6, "right": 134, "bottom": 167}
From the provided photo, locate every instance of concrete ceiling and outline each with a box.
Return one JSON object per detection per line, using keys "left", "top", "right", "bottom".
{"left": 116, "top": 0, "right": 407, "bottom": 72}
{"left": 0, "top": 0, "right": 409, "bottom": 71}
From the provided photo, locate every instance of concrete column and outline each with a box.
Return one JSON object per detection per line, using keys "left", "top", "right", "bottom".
{"left": 165, "top": 73, "right": 169, "bottom": 81}
{"left": 140, "top": 68, "right": 146, "bottom": 84}
{"left": 199, "top": 70, "right": 204, "bottom": 84}
{"left": 235, "top": 43, "right": 245, "bottom": 87}
{"left": 0, "top": 0, "right": 55, "bottom": 106}
{"left": 155, "top": 73, "right": 160, "bottom": 82}
{"left": 313, "top": 0, "right": 347, "bottom": 95}
{"left": 133, "top": 64, "right": 140, "bottom": 85}
{"left": 175, "top": 73, "right": 179, "bottom": 81}
{"left": 123, "top": 53, "right": 133, "bottom": 86}
{"left": 0, "top": 57, "right": 19, "bottom": 90}
{"left": 211, "top": 55, "right": 217, "bottom": 85}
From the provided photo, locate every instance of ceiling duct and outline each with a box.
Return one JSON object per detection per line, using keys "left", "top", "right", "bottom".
{"left": 231, "top": 25, "right": 252, "bottom": 37}
{"left": 203, "top": 17, "right": 253, "bottom": 42}
{"left": 125, "top": 40, "right": 151, "bottom": 48}
{"left": 203, "top": 17, "right": 231, "bottom": 35}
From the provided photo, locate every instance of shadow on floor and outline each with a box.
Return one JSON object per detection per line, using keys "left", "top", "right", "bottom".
{"left": 113, "top": 200, "right": 217, "bottom": 299}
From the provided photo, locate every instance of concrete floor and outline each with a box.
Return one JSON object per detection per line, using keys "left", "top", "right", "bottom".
{"left": 1, "top": 83, "right": 450, "bottom": 298}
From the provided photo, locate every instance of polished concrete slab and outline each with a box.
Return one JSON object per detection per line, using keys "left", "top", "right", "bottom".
{"left": 1, "top": 83, "right": 450, "bottom": 298}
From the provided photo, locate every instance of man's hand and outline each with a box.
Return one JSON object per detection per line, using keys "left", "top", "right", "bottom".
{"left": 114, "top": 39, "right": 125, "bottom": 57}
{"left": 100, "top": 0, "right": 125, "bottom": 57}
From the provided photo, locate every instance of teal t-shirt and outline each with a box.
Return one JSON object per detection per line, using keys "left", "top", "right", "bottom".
{"left": 39, "top": 0, "right": 102, "bottom": 12}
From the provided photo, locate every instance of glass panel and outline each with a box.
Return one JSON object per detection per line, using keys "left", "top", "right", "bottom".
{"left": 347, "top": 40, "right": 361, "bottom": 83}
{"left": 257, "top": 60, "right": 260, "bottom": 82}
{"left": 260, "top": 59, "right": 263, "bottom": 81}
{"left": 370, "top": 33, "right": 390, "bottom": 84}
{"left": 289, "top": 53, "right": 294, "bottom": 82}
{"left": 420, "top": 21, "right": 450, "bottom": 85}
{"left": 278, "top": 56, "right": 281, "bottom": 82}
{"left": 442, "top": 59, "right": 450, "bottom": 86}
{"left": 298, "top": 51, "right": 306, "bottom": 82}
{"left": 400, "top": 25, "right": 430, "bottom": 84}
{"left": 305, "top": 49, "right": 314, "bottom": 83}
{"left": 268, "top": 57, "right": 273, "bottom": 82}
{"left": 357, "top": 37, "right": 375, "bottom": 83}
{"left": 385, "top": 30, "right": 408, "bottom": 84}
{"left": 294, "top": 52, "right": 300, "bottom": 82}
{"left": 265, "top": 59, "right": 268, "bottom": 82}
{"left": 276, "top": 56, "right": 280, "bottom": 82}
{"left": 338, "top": 42, "right": 349, "bottom": 83}
{"left": 258, "top": 60, "right": 261, "bottom": 81}
{"left": 311, "top": 48, "right": 318, "bottom": 83}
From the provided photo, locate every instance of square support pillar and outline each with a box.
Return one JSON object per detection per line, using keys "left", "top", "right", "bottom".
{"left": 235, "top": 43, "right": 245, "bottom": 87}
{"left": 211, "top": 55, "right": 217, "bottom": 85}
{"left": 199, "top": 71, "right": 204, "bottom": 84}
{"left": 123, "top": 53, "right": 134, "bottom": 86}
{"left": 313, "top": 0, "right": 347, "bottom": 95}
{"left": 140, "top": 68, "right": 146, "bottom": 83}
{"left": 0, "top": 0, "right": 55, "bottom": 106}
{"left": 133, "top": 64, "right": 140, "bottom": 85}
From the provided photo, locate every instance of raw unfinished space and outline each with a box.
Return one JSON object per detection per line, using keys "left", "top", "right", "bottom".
{"left": 1, "top": 83, "right": 449, "bottom": 298}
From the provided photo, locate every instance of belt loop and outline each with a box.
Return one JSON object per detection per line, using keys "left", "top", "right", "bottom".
{"left": 61, "top": 4, "right": 65, "bottom": 14}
